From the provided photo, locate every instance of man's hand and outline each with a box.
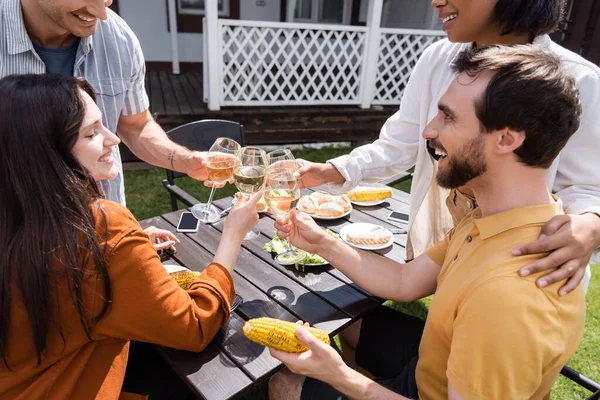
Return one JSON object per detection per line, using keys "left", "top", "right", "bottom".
{"left": 145, "top": 226, "right": 180, "bottom": 251}
{"left": 275, "top": 210, "right": 329, "bottom": 255}
{"left": 294, "top": 160, "right": 345, "bottom": 189}
{"left": 269, "top": 322, "right": 347, "bottom": 385}
{"left": 513, "top": 213, "right": 600, "bottom": 295}
{"left": 181, "top": 151, "right": 234, "bottom": 188}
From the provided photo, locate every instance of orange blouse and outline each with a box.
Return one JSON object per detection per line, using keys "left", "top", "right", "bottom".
{"left": 0, "top": 200, "right": 234, "bottom": 399}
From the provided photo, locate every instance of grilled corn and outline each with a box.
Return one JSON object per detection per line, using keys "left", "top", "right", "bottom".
{"left": 242, "top": 317, "right": 330, "bottom": 352}
{"left": 170, "top": 270, "right": 200, "bottom": 290}
{"left": 346, "top": 187, "right": 392, "bottom": 202}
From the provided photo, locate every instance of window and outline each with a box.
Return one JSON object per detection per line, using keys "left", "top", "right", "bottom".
{"left": 178, "top": 0, "right": 229, "bottom": 16}
{"left": 288, "top": 0, "right": 351, "bottom": 24}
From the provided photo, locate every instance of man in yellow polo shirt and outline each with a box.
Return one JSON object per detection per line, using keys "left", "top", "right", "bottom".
{"left": 267, "top": 45, "right": 586, "bottom": 400}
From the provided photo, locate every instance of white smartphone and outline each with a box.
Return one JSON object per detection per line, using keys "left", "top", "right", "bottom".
{"left": 176, "top": 212, "right": 200, "bottom": 233}
{"left": 388, "top": 211, "right": 409, "bottom": 224}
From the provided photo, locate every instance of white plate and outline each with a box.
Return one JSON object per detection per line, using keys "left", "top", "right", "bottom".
{"left": 339, "top": 223, "right": 394, "bottom": 250}
{"left": 297, "top": 204, "right": 352, "bottom": 220}
{"left": 350, "top": 199, "right": 387, "bottom": 207}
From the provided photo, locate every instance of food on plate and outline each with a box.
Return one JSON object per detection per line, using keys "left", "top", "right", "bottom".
{"left": 346, "top": 187, "right": 393, "bottom": 202}
{"left": 332, "top": 194, "right": 351, "bottom": 213}
{"left": 298, "top": 195, "right": 318, "bottom": 214}
{"left": 309, "top": 190, "right": 333, "bottom": 205}
{"left": 298, "top": 191, "right": 351, "bottom": 217}
{"left": 264, "top": 230, "right": 339, "bottom": 271}
{"left": 346, "top": 230, "right": 392, "bottom": 245}
{"left": 170, "top": 270, "right": 200, "bottom": 290}
{"left": 317, "top": 202, "right": 344, "bottom": 217}
{"left": 242, "top": 317, "right": 330, "bottom": 353}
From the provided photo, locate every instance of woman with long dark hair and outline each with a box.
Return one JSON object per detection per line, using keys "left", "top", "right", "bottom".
{"left": 0, "top": 74, "right": 260, "bottom": 399}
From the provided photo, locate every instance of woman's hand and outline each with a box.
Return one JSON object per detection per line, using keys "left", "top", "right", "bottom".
{"left": 145, "top": 226, "right": 180, "bottom": 251}
{"left": 223, "top": 191, "right": 262, "bottom": 240}
{"left": 293, "top": 160, "right": 345, "bottom": 189}
{"left": 513, "top": 213, "right": 600, "bottom": 295}
{"left": 275, "top": 210, "right": 328, "bottom": 255}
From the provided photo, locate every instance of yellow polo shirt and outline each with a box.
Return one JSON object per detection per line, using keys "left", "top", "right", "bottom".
{"left": 417, "top": 200, "right": 585, "bottom": 399}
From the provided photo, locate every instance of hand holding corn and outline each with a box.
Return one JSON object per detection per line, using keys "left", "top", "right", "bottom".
{"left": 243, "top": 317, "right": 330, "bottom": 352}
{"left": 266, "top": 320, "right": 350, "bottom": 387}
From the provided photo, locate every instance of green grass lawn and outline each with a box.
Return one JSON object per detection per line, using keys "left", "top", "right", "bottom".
{"left": 124, "top": 145, "right": 598, "bottom": 399}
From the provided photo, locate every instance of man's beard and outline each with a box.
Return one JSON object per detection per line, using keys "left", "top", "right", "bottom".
{"left": 436, "top": 136, "right": 487, "bottom": 189}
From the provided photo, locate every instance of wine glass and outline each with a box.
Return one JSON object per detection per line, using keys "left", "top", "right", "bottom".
{"left": 266, "top": 149, "right": 301, "bottom": 173}
{"left": 263, "top": 168, "right": 307, "bottom": 265}
{"left": 234, "top": 146, "right": 267, "bottom": 240}
{"left": 191, "top": 137, "right": 240, "bottom": 224}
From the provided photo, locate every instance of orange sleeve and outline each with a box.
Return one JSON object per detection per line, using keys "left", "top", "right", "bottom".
{"left": 92, "top": 202, "right": 234, "bottom": 352}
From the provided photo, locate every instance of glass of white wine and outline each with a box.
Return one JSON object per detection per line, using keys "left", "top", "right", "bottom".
{"left": 191, "top": 137, "right": 240, "bottom": 224}
{"left": 264, "top": 168, "right": 306, "bottom": 265}
{"left": 266, "top": 149, "right": 301, "bottom": 173}
{"left": 234, "top": 147, "right": 267, "bottom": 240}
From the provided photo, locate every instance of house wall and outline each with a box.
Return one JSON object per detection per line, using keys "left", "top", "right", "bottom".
{"left": 119, "top": 0, "right": 203, "bottom": 62}
{"left": 120, "top": 0, "right": 439, "bottom": 63}
{"left": 381, "top": 0, "right": 441, "bottom": 29}
{"left": 241, "top": 0, "right": 281, "bottom": 22}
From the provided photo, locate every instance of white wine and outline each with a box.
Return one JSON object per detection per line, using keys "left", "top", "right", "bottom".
{"left": 264, "top": 189, "right": 300, "bottom": 215}
{"left": 234, "top": 166, "right": 266, "bottom": 194}
{"left": 207, "top": 156, "right": 236, "bottom": 183}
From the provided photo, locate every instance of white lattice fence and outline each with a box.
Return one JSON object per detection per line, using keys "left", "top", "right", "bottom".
{"left": 372, "top": 29, "right": 445, "bottom": 105}
{"left": 220, "top": 20, "right": 367, "bottom": 106}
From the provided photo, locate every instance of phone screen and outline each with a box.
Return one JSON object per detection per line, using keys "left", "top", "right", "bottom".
{"left": 388, "top": 211, "right": 409, "bottom": 223}
{"left": 177, "top": 212, "right": 200, "bottom": 232}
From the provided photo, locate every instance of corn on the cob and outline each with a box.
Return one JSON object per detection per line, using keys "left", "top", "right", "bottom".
{"left": 346, "top": 187, "right": 392, "bottom": 202}
{"left": 242, "top": 317, "right": 330, "bottom": 352}
{"left": 170, "top": 270, "right": 200, "bottom": 290}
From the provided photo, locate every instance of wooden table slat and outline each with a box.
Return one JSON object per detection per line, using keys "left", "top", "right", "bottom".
{"left": 210, "top": 199, "right": 380, "bottom": 318}
{"left": 157, "top": 344, "right": 252, "bottom": 400}
{"left": 157, "top": 212, "right": 351, "bottom": 334}
{"left": 212, "top": 312, "right": 283, "bottom": 381}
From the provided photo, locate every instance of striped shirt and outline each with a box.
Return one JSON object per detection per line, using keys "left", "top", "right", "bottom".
{"left": 0, "top": 0, "right": 149, "bottom": 205}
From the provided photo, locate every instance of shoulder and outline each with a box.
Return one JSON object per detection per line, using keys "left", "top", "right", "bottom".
{"left": 92, "top": 199, "right": 144, "bottom": 248}
{"left": 544, "top": 38, "right": 600, "bottom": 82}
{"left": 421, "top": 38, "right": 469, "bottom": 66}
{"left": 411, "top": 38, "right": 468, "bottom": 87}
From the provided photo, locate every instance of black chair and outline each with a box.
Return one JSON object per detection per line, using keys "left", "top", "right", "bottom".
{"left": 162, "top": 119, "right": 245, "bottom": 211}
{"left": 560, "top": 365, "right": 600, "bottom": 399}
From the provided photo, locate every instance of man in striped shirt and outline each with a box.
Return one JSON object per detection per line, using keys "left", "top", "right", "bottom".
{"left": 0, "top": 0, "right": 209, "bottom": 205}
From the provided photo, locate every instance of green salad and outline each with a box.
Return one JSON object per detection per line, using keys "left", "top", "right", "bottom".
{"left": 264, "top": 230, "right": 339, "bottom": 271}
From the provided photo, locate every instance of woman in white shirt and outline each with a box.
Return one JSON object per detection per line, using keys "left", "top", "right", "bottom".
{"left": 297, "top": 0, "right": 600, "bottom": 296}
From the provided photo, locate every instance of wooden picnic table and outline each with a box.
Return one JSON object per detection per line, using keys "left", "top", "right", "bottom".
{"left": 139, "top": 186, "right": 412, "bottom": 400}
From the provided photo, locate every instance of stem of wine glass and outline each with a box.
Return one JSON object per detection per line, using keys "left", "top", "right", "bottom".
{"left": 282, "top": 211, "right": 294, "bottom": 251}
{"left": 204, "top": 185, "right": 217, "bottom": 215}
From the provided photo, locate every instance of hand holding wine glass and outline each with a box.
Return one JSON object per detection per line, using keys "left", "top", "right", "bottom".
{"left": 234, "top": 147, "right": 267, "bottom": 240}
{"left": 191, "top": 137, "right": 240, "bottom": 224}
{"left": 264, "top": 168, "right": 306, "bottom": 264}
